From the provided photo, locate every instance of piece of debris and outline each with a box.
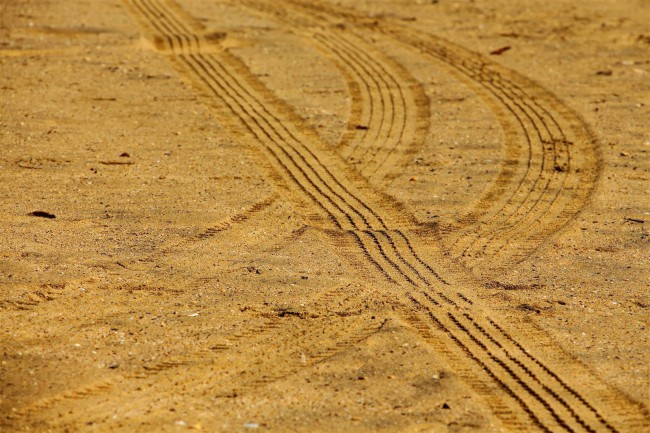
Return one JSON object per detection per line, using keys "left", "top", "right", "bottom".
{"left": 120, "top": 152, "right": 130, "bottom": 157}
{"left": 486, "top": 281, "right": 542, "bottom": 290}
{"left": 247, "top": 266, "right": 262, "bottom": 275}
{"left": 596, "top": 70, "right": 613, "bottom": 76}
{"left": 28, "top": 211, "right": 56, "bottom": 219}
{"left": 489, "top": 46, "right": 511, "bottom": 55}
{"left": 624, "top": 217, "right": 644, "bottom": 224}
{"left": 275, "top": 307, "right": 304, "bottom": 318}
{"left": 98, "top": 160, "right": 134, "bottom": 165}
{"left": 518, "top": 303, "right": 541, "bottom": 314}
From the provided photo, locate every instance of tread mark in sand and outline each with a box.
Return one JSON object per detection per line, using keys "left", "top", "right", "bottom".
{"left": 0, "top": 283, "right": 66, "bottom": 311}
{"left": 114, "top": 1, "right": 646, "bottom": 432}
{"left": 128, "top": 0, "right": 447, "bottom": 291}
{"left": 388, "top": 26, "right": 598, "bottom": 275}
{"left": 239, "top": 0, "right": 430, "bottom": 184}
{"left": 286, "top": 0, "right": 600, "bottom": 276}
{"left": 252, "top": 1, "right": 640, "bottom": 430}
{"left": 7, "top": 285, "right": 384, "bottom": 426}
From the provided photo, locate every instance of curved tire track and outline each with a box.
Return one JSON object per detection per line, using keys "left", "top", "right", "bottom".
{"left": 239, "top": 0, "right": 430, "bottom": 183}
{"left": 7, "top": 284, "right": 384, "bottom": 429}
{"left": 120, "top": 1, "right": 646, "bottom": 432}
{"left": 288, "top": 0, "right": 601, "bottom": 277}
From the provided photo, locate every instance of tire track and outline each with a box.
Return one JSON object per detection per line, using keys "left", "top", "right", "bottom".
{"left": 0, "top": 283, "right": 66, "bottom": 311}
{"left": 128, "top": 0, "right": 445, "bottom": 289}
{"left": 239, "top": 0, "right": 429, "bottom": 183}
{"left": 259, "top": 4, "right": 633, "bottom": 428}
{"left": 212, "top": 316, "right": 388, "bottom": 399}
{"left": 40, "top": 317, "right": 386, "bottom": 433}
{"left": 384, "top": 26, "right": 599, "bottom": 274}
{"left": 7, "top": 284, "right": 383, "bottom": 427}
{"left": 288, "top": 0, "right": 600, "bottom": 276}
{"left": 152, "top": 194, "right": 279, "bottom": 254}
{"left": 194, "top": 194, "right": 278, "bottom": 240}
{"left": 259, "top": 2, "right": 642, "bottom": 431}
{"left": 121, "top": 1, "right": 646, "bottom": 432}
{"left": 399, "top": 291, "right": 633, "bottom": 433}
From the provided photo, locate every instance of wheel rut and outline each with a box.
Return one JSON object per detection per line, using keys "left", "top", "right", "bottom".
{"left": 239, "top": 0, "right": 430, "bottom": 183}
{"left": 7, "top": 285, "right": 386, "bottom": 429}
{"left": 113, "top": 1, "right": 647, "bottom": 432}
{"left": 289, "top": 0, "right": 601, "bottom": 277}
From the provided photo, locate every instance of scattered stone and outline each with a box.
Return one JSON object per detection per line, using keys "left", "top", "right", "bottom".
{"left": 518, "top": 303, "right": 541, "bottom": 314}
{"left": 28, "top": 211, "right": 56, "bottom": 219}
{"left": 490, "top": 46, "right": 511, "bottom": 55}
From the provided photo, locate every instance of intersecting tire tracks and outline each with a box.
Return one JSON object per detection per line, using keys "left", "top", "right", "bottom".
{"left": 239, "top": 0, "right": 430, "bottom": 184}
{"left": 93, "top": 1, "right": 649, "bottom": 432}
{"left": 7, "top": 284, "right": 386, "bottom": 430}
{"left": 284, "top": 0, "right": 602, "bottom": 278}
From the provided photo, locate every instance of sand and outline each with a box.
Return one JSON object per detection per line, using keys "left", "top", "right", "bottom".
{"left": 1, "top": 0, "right": 648, "bottom": 431}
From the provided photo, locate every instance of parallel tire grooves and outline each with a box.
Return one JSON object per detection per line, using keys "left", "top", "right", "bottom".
{"left": 438, "top": 55, "right": 569, "bottom": 261}
{"left": 402, "top": 292, "right": 552, "bottom": 432}
{"left": 487, "top": 318, "right": 620, "bottom": 432}
{"left": 125, "top": 2, "right": 637, "bottom": 433}
{"left": 186, "top": 51, "right": 444, "bottom": 287}
{"left": 10, "top": 285, "right": 380, "bottom": 425}
{"left": 446, "top": 312, "right": 578, "bottom": 432}
{"left": 134, "top": 0, "right": 450, "bottom": 291}
{"left": 290, "top": 0, "right": 599, "bottom": 273}
{"left": 463, "top": 314, "right": 597, "bottom": 433}
{"left": 386, "top": 26, "right": 596, "bottom": 270}
{"left": 319, "top": 32, "right": 404, "bottom": 176}
{"left": 138, "top": 0, "right": 375, "bottom": 234}
{"left": 276, "top": 3, "right": 633, "bottom": 432}
{"left": 241, "top": 0, "right": 421, "bottom": 182}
